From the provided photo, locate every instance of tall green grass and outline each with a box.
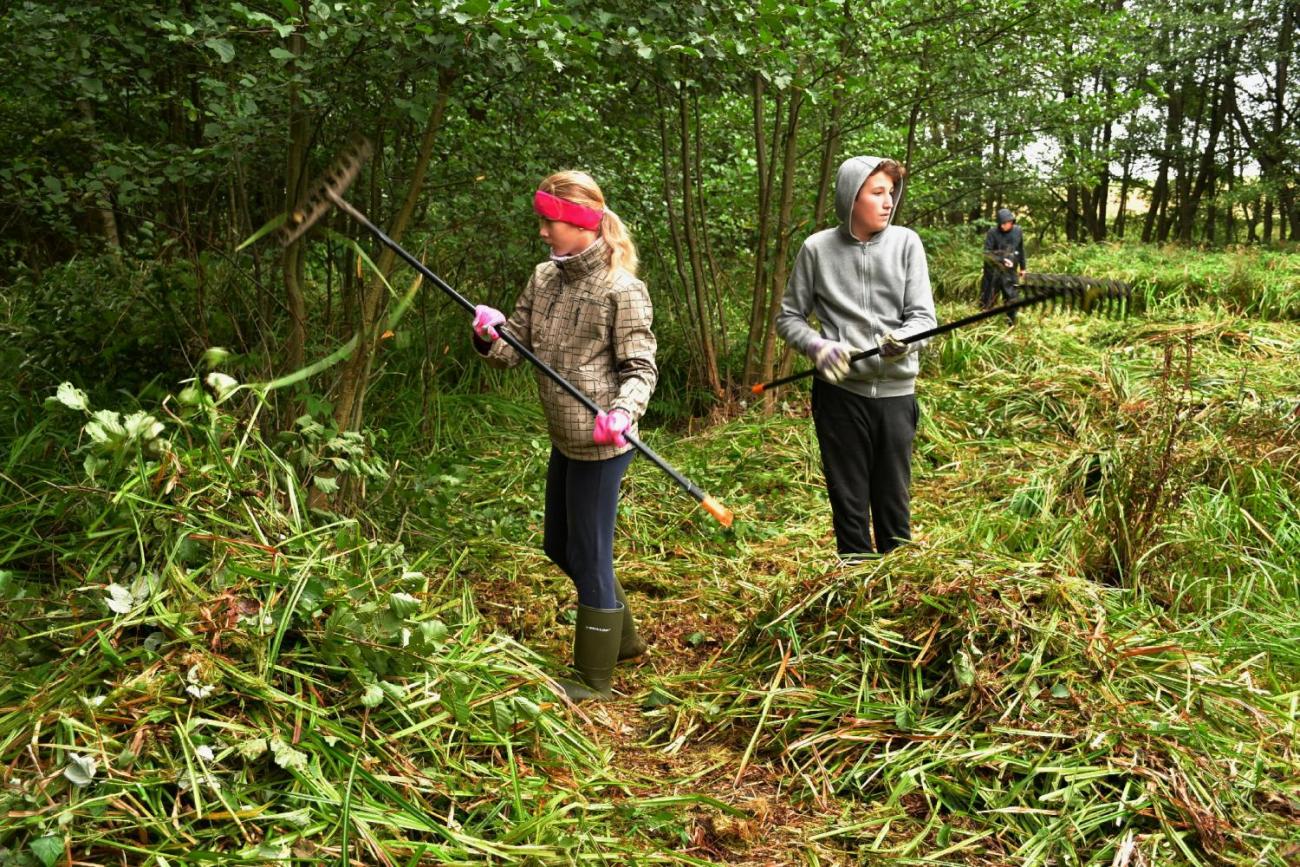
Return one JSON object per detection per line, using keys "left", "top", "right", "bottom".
{"left": 926, "top": 237, "right": 1300, "bottom": 321}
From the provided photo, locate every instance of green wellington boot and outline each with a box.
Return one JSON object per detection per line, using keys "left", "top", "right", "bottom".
{"left": 557, "top": 603, "right": 624, "bottom": 702}
{"left": 613, "top": 579, "right": 648, "bottom": 661}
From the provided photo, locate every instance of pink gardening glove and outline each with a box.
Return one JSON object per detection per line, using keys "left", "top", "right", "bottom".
{"left": 592, "top": 410, "right": 630, "bottom": 446}
{"left": 472, "top": 304, "right": 505, "bottom": 341}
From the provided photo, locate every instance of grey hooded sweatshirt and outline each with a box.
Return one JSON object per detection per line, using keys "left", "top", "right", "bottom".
{"left": 776, "top": 156, "right": 937, "bottom": 399}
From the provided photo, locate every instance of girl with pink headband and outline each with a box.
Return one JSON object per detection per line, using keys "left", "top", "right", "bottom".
{"left": 471, "top": 171, "right": 658, "bottom": 702}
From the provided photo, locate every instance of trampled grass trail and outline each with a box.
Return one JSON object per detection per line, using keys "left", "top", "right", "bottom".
{"left": 2, "top": 282, "right": 1298, "bottom": 864}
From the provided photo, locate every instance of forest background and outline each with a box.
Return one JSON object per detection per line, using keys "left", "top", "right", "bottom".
{"left": 1, "top": 1, "right": 1298, "bottom": 865}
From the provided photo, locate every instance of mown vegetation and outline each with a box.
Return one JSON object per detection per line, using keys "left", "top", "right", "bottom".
{"left": 3, "top": 243, "right": 1297, "bottom": 864}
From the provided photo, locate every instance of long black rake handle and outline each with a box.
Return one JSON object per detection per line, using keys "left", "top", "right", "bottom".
{"left": 325, "top": 190, "right": 734, "bottom": 527}
{"left": 752, "top": 276, "right": 1131, "bottom": 395}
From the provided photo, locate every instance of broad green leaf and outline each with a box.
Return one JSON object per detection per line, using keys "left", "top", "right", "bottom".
{"left": 85, "top": 410, "right": 125, "bottom": 444}
{"left": 270, "top": 737, "right": 308, "bottom": 773}
{"left": 388, "top": 592, "right": 420, "bottom": 619}
{"left": 205, "top": 372, "right": 239, "bottom": 400}
{"left": 237, "top": 737, "right": 268, "bottom": 760}
{"left": 443, "top": 676, "right": 470, "bottom": 725}
{"left": 513, "top": 695, "right": 541, "bottom": 721}
{"left": 123, "top": 411, "right": 164, "bottom": 441}
{"left": 30, "top": 836, "right": 63, "bottom": 867}
{"left": 202, "top": 346, "right": 231, "bottom": 367}
{"left": 954, "top": 649, "right": 976, "bottom": 688}
{"left": 105, "top": 583, "right": 135, "bottom": 614}
{"left": 204, "top": 38, "right": 235, "bottom": 63}
{"left": 419, "top": 619, "right": 448, "bottom": 643}
{"left": 491, "top": 700, "right": 515, "bottom": 732}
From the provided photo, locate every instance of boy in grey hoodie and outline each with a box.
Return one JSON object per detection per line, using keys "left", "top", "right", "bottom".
{"left": 776, "top": 156, "right": 937, "bottom": 556}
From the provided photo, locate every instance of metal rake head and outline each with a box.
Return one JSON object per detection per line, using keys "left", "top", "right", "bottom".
{"left": 1018, "top": 273, "right": 1134, "bottom": 318}
{"left": 278, "top": 137, "right": 373, "bottom": 246}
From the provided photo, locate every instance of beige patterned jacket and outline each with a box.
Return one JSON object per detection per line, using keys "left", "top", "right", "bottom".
{"left": 481, "top": 238, "right": 658, "bottom": 460}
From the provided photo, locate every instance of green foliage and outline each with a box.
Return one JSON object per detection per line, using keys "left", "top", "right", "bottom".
{"left": 0, "top": 379, "right": 665, "bottom": 863}
{"left": 3, "top": 249, "right": 1300, "bottom": 862}
{"left": 5, "top": 255, "right": 249, "bottom": 397}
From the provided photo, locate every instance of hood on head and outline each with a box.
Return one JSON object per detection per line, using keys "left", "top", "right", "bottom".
{"left": 996, "top": 208, "right": 1015, "bottom": 224}
{"left": 835, "top": 156, "right": 904, "bottom": 240}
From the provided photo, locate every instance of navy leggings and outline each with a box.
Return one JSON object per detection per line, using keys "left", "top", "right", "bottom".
{"left": 543, "top": 446, "right": 634, "bottom": 609}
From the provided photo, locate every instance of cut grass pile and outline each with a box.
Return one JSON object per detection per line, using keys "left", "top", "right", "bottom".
{"left": 0, "top": 395, "right": 723, "bottom": 864}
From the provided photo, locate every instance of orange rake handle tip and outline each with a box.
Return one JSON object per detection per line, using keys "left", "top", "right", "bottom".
{"left": 750, "top": 383, "right": 765, "bottom": 395}
{"left": 701, "top": 495, "right": 734, "bottom": 528}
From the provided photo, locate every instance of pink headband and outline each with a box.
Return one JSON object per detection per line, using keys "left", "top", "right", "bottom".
{"left": 534, "top": 189, "right": 604, "bottom": 230}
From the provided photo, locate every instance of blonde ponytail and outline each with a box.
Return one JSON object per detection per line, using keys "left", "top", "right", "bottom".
{"left": 537, "top": 170, "right": 639, "bottom": 277}
{"left": 599, "top": 209, "right": 638, "bottom": 277}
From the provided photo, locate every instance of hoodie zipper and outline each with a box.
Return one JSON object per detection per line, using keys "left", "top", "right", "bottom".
{"left": 861, "top": 243, "right": 878, "bottom": 397}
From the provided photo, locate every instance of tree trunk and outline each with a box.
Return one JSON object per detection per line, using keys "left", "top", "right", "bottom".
{"left": 1143, "top": 158, "right": 1171, "bottom": 243}
{"left": 903, "top": 89, "right": 923, "bottom": 205}
{"left": 1094, "top": 106, "right": 1113, "bottom": 241}
{"left": 676, "top": 85, "right": 723, "bottom": 398}
{"left": 1145, "top": 54, "right": 1182, "bottom": 243}
{"left": 692, "top": 91, "right": 729, "bottom": 373}
{"left": 1183, "top": 76, "right": 1230, "bottom": 241}
{"left": 1062, "top": 69, "right": 1079, "bottom": 242}
{"left": 812, "top": 93, "right": 843, "bottom": 230}
{"left": 657, "top": 88, "right": 704, "bottom": 379}
{"left": 742, "top": 75, "right": 781, "bottom": 385}
{"left": 1115, "top": 142, "right": 1133, "bottom": 239}
{"left": 758, "top": 88, "right": 804, "bottom": 388}
{"left": 75, "top": 99, "right": 122, "bottom": 256}
{"left": 1171, "top": 73, "right": 1202, "bottom": 241}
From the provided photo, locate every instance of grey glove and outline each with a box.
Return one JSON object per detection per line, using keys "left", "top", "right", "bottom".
{"left": 809, "top": 338, "right": 855, "bottom": 382}
{"left": 878, "top": 331, "right": 908, "bottom": 360}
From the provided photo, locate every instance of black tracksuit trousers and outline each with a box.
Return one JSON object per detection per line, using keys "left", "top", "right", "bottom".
{"left": 812, "top": 379, "right": 919, "bottom": 555}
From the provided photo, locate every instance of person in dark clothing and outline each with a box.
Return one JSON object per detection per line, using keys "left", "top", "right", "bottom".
{"left": 980, "top": 207, "right": 1026, "bottom": 324}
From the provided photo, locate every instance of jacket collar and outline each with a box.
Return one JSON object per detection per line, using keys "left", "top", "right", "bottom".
{"left": 552, "top": 237, "right": 608, "bottom": 279}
